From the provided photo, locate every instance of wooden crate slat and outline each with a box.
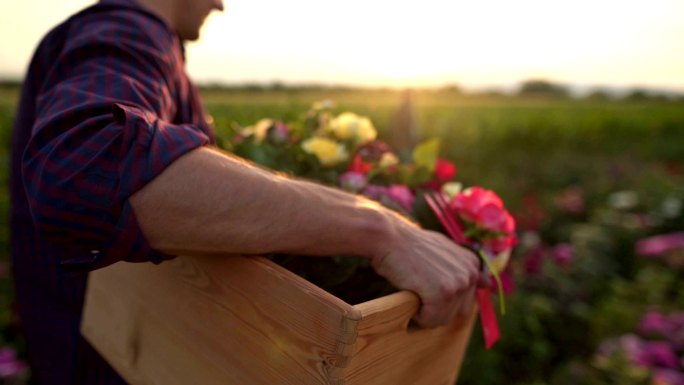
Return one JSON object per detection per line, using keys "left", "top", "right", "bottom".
{"left": 83, "top": 255, "right": 477, "bottom": 385}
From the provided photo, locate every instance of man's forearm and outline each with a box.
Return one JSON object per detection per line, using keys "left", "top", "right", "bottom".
{"left": 131, "top": 146, "right": 482, "bottom": 328}
{"left": 130, "top": 146, "right": 407, "bottom": 260}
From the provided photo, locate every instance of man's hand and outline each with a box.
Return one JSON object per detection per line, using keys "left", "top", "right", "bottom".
{"left": 370, "top": 217, "right": 481, "bottom": 328}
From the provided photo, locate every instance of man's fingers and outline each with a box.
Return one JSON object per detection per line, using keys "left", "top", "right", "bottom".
{"left": 457, "top": 286, "right": 477, "bottom": 317}
{"left": 414, "top": 285, "right": 478, "bottom": 328}
{"left": 412, "top": 301, "right": 451, "bottom": 328}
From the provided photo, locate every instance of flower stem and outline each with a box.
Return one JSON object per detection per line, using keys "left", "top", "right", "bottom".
{"left": 478, "top": 249, "right": 506, "bottom": 315}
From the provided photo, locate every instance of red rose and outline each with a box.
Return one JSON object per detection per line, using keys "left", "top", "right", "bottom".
{"left": 423, "top": 158, "right": 457, "bottom": 190}
{"left": 435, "top": 159, "right": 457, "bottom": 181}
{"left": 348, "top": 154, "right": 373, "bottom": 175}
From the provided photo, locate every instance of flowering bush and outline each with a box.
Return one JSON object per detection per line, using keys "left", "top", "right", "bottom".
{"left": 593, "top": 310, "right": 684, "bottom": 385}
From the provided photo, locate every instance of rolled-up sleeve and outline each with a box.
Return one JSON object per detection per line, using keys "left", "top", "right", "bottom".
{"left": 22, "top": 14, "right": 210, "bottom": 271}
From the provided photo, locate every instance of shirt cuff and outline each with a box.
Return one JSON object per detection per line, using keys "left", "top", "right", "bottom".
{"left": 59, "top": 103, "right": 211, "bottom": 272}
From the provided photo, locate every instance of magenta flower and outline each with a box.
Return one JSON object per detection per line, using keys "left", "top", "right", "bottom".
{"left": 339, "top": 171, "right": 367, "bottom": 193}
{"left": 362, "top": 184, "right": 415, "bottom": 213}
{"left": 552, "top": 243, "right": 574, "bottom": 267}
{"left": 638, "top": 341, "right": 680, "bottom": 368}
{"left": 639, "top": 311, "right": 673, "bottom": 337}
{"left": 386, "top": 185, "right": 415, "bottom": 212}
{"left": 635, "top": 232, "right": 684, "bottom": 257}
{"left": 0, "top": 347, "right": 28, "bottom": 379}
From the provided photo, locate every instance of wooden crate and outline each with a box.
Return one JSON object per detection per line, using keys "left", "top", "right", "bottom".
{"left": 82, "top": 255, "right": 477, "bottom": 385}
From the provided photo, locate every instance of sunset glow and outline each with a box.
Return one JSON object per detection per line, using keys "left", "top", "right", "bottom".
{"left": 2, "top": 0, "right": 683, "bottom": 91}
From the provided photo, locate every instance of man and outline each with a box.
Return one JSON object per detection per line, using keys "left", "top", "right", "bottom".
{"left": 10, "top": 0, "right": 481, "bottom": 383}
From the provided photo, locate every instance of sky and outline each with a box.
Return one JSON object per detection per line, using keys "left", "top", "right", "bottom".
{"left": 1, "top": 0, "right": 683, "bottom": 92}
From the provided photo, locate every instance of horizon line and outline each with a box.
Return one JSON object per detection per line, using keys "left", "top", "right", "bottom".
{"left": 1, "top": 75, "right": 683, "bottom": 97}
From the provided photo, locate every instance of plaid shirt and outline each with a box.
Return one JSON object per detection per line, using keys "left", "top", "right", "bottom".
{"left": 10, "top": 0, "right": 214, "bottom": 383}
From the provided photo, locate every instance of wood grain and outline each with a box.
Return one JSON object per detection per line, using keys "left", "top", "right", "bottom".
{"left": 82, "top": 255, "right": 477, "bottom": 385}
{"left": 345, "top": 291, "right": 477, "bottom": 385}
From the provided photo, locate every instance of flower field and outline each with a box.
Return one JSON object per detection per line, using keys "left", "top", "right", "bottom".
{"left": 0, "top": 86, "right": 683, "bottom": 384}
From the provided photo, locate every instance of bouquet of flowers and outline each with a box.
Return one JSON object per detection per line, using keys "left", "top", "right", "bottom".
{"left": 424, "top": 185, "right": 516, "bottom": 348}
{"left": 223, "top": 101, "right": 517, "bottom": 347}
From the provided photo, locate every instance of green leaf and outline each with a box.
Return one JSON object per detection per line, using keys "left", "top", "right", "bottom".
{"left": 412, "top": 138, "right": 441, "bottom": 173}
{"left": 478, "top": 249, "right": 506, "bottom": 315}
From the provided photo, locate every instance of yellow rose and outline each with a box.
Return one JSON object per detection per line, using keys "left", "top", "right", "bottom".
{"left": 241, "top": 118, "right": 273, "bottom": 143}
{"left": 379, "top": 152, "right": 399, "bottom": 169}
{"left": 301, "top": 137, "right": 349, "bottom": 167}
{"left": 329, "top": 112, "right": 377, "bottom": 145}
{"left": 441, "top": 182, "right": 463, "bottom": 198}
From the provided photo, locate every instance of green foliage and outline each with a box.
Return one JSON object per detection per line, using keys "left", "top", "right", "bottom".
{"left": 412, "top": 138, "right": 440, "bottom": 173}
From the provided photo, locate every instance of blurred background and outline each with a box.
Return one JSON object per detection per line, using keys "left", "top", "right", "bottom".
{"left": 1, "top": 0, "right": 683, "bottom": 384}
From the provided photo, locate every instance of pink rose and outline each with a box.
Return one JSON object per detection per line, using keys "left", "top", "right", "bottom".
{"left": 449, "top": 187, "right": 516, "bottom": 254}
{"left": 450, "top": 187, "right": 504, "bottom": 224}
{"left": 449, "top": 187, "right": 515, "bottom": 234}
